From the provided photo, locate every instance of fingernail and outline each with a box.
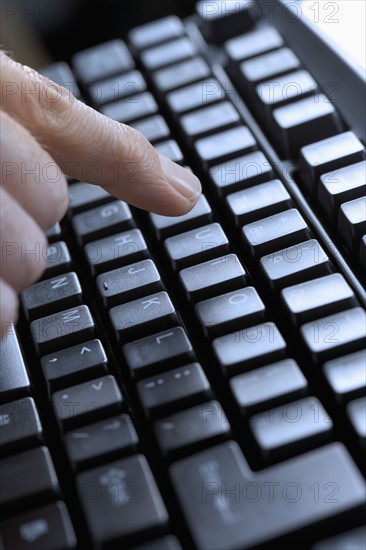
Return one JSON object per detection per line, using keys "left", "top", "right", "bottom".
{"left": 159, "top": 154, "right": 201, "bottom": 202}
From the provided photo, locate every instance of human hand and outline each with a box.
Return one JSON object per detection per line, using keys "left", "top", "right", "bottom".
{"left": 0, "top": 51, "right": 201, "bottom": 337}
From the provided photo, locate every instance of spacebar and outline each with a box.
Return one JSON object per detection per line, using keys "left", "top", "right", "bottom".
{"left": 170, "top": 441, "right": 365, "bottom": 550}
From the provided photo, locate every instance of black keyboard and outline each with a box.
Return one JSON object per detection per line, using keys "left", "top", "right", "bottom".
{"left": 1, "top": 2, "right": 366, "bottom": 549}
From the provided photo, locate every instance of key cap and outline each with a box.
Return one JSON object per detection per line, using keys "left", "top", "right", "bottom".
{"left": 170, "top": 441, "right": 366, "bottom": 550}
{"left": 141, "top": 37, "right": 196, "bottom": 70}
{"left": 164, "top": 223, "right": 229, "bottom": 269}
{"left": 132, "top": 535, "right": 182, "bottom": 550}
{"left": 41, "top": 339, "right": 108, "bottom": 392}
{"left": 347, "top": 397, "right": 366, "bottom": 443}
{"left": 129, "top": 16, "right": 185, "bottom": 50}
{"left": 137, "top": 363, "right": 211, "bottom": 417}
{"left": 72, "top": 40, "right": 134, "bottom": 84}
{"left": 150, "top": 194, "right": 212, "bottom": 239}
{"left": 240, "top": 47, "right": 301, "bottom": 87}
{"left": 0, "top": 326, "right": 30, "bottom": 401}
{"left": 65, "top": 414, "right": 138, "bottom": 469}
{"left": 242, "top": 208, "right": 310, "bottom": 257}
{"left": 43, "top": 241, "right": 71, "bottom": 278}
{"left": 0, "top": 501, "right": 77, "bottom": 549}
{"left": 68, "top": 182, "right": 112, "bottom": 214}
{"left": 338, "top": 196, "right": 366, "bottom": 254}
{"left": 88, "top": 70, "right": 146, "bottom": 106}
{"left": 152, "top": 57, "right": 211, "bottom": 93}
{"left": 21, "top": 272, "right": 82, "bottom": 320}
{"left": 166, "top": 79, "right": 224, "bottom": 116}
{"left": 0, "top": 397, "right": 42, "bottom": 454}
{"left": 110, "top": 291, "right": 178, "bottom": 342}
{"left": 179, "top": 254, "right": 247, "bottom": 302}
{"left": 41, "top": 61, "right": 81, "bottom": 98}
{"left": 195, "top": 126, "right": 256, "bottom": 168}
{"left": 313, "top": 526, "right": 366, "bottom": 550}
{"left": 52, "top": 375, "right": 123, "bottom": 430}
{"left": 209, "top": 150, "right": 274, "bottom": 197}
{"left": 180, "top": 102, "right": 240, "bottom": 142}
{"left": 195, "top": 286, "right": 266, "bottom": 337}
{"left": 85, "top": 229, "right": 149, "bottom": 275}
{"left": 197, "top": 0, "right": 256, "bottom": 42}
{"left": 272, "top": 95, "right": 342, "bottom": 158}
{"left": 72, "top": 200, "right": 134, "bottom": 244}
{"left": 155, "top": 401, "right": 230, "bottom": 457}
{"left": 318, "top": 160, "right": 366, "bottom": 222}
{"left": 130, "top": 115, "right": 170, "bottom": 143}
{"left": 123, "top": 327, "right": 194, "bottom": 379}
{"left": 45, "top": 223, "right": 62, "bottom": 242}
{"left": 227, "top": 179, "right": 292, "bottom": 226}
{"left": 77, "top": 455, "right": 168, "bottom": 545}
{"left": 0, "top": 447, "right": 59, "bottom": 512}
{"left": 250, "top": 396, "right": 332, "bottom": 458}
{"left": 213, "top": 322, "right": 286, "bottom": 375}
{"left": 101, "top": 92, "right": 158, "bottom": 123}
{"left": 260, "top": 239, "right": 332, "bottom": 290}
{"left": 323, "top": 350, "right": 366, "bottom": 402}
{"left": 97, "top": 259, "right": 163, "bottom": 308}
{"left": 225, "top": 26, "right": 283, "bottom": 62}
{"left": 299, "top": 131, "right": 365, "bottom": 196}
{"left": 230, "top": 358, "right": 307, "bottom": 416}
{"left": 281, "top": 273, "right": 357, "bottom": 325}
{"left": 30, "top": 305, "right": 95, "bottom": 354}
{"left": 301, "top": 307, "right": 366, "bottom": 364}
{"left": 155, "top": 140, "right": 184, "bottom": 164}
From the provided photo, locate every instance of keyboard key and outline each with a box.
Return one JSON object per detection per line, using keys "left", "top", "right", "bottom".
{"left": 281, "top": 273, "right": 357, "bottom": 325}
{"left": 347, "top": 397, "right": 366, "bottom": 443}
{"left": 260, "top": 239, "right": 332, "bottom": 290}
{"left": 166, "top": 79, "right": 224, "bottom": 116}
{"left": 195, "top": 286, "right": 266, "bottom": 337}
{"left": 242, "top": 208, "right": 310, "bottom": 257}
{"left": 195, "top": 126, "right": 256, "bottom": 168}
{"left": 130, "top": 115, "right": 170, "bottom": 143}
{"left": 97, "top": 259, "right": 163, "bottom": 308}
{"left": 323, "top": 350, "right": 366, "bottom": 402}
{"left": 68, "top": 182, "right": 112, "bottom": 214}
{"left": 132, "top": 535, "right": 182, "bottom": 550}
{"left": 88, "top": 70, "right": 147, "bottom": 105}
{"left": 0, "top": 501, "right": 77, "bottom": 549}
{"left": 149, "top": 194, "right": 212, "bottom": 239}
{"left": 225, "top": 26, "right": 283, "bottom": 62}
{"left": 30, "top": 305, "right": 95, "bottom": 354}
{"left": 41, "top": 61, "right": 81, "bottom": 98}
{"left": 41, "top": 339, "right": 108, "bottom": 392}
{"left": 197, "top": 0, "right": 255, "bottom": 42}
{"left": 110, "top": 291, "right": 178, "bottom": 342}
{"left": 313, "top": 526, "right": 366, "bottom": 550}
{"left": 137, "top": 363, "right": 211, "bottom": 417}
{"left": 43, "top": 241, "right": 71, "bottom": 277}
{"left": 301, "top": 307, "right": 366, "bottom": 364}
{"left": 209, "top": 150, "right": 274, "bottom": 197}
{"left": 240, "top": 47, "right": 300, "bottom": 86}
{"left": 299, "top": 131, "right": 365, "bottom": 195}
{"left": 52, "top": 375, "right": 123, "bottom": 429}
{"left": 170, "top": 441, "right": 366, "bottom": 549}
{"left": 21, "top": 272, "right": 82, "bottom": 320}
{"left": 272, "top": 95, "right": 342, "bottom": 158}
{"left": 152, "top": 57, "right": 211, "bottom": 93}
{"left": 180, "top": 101, "right": 240, "bottom": 141}
{"left": 164, "top": 223, "right": 229, "bottom": 269}
{"left": 123, "top": 327, "right": 194, "bottom": 379}
{"left": 72, "top": 40, "right": 134, "bottom": 84}
{"left": 0, "top": 326, "right": 30, "bottom": 401}
{"left": 0, "top": 447, "right": 59, "bottom": 512}
{"left": 154, "top": 401, "right": 230, "bottom": 457}
{"left": 338, "top": 196, "right": 366, "bottom": 254}
{"left": 45, "top": 223, "right": 62, "bottom": 242}
{"left": 129, "top": 16, "right": 185, "bottom": 50}
{"left": 179, "top": 254, "right": 247, "bottom": 302}
{"left": 101, "top": 92, "right": 158, "bottom": 123}
{"left": 65, "top": 414, "right": 138, "bottom": 469}
{"left": 227, "top": 179, "right": 292, "bottom": 226}
{"left": 72, "top": 200, "right": 134, "bottom": 244}
{"left": 77, "top": 455, "right": 168, "bottom": 545}
{"left": 141, "top": 37, "right": 196, "bottom": 70}
{"left": 250, "top": 396, "right": 332, "bottom": 458}
{"left": 0, "top": 397, "right": 43, "bottom": 454}
{"left": 318, "top": 160, "right": 366, "bottom": 222}
{"left": 230, "top": 358, "right": 307, "bottom": 415}
{"left": 155, "top": 140, "right": 184, "bottom": 164}
{"left": 85, "top": 229, "right": 149, "bottom": 275}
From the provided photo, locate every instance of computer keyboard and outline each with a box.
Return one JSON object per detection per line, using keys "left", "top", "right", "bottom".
{"left": 1, "top": 2, "right": 366, "bottom": 549}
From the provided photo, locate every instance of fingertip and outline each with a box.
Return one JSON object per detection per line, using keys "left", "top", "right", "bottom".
{"left": 158, "top": 154, "right": 202, "bottom": 206}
